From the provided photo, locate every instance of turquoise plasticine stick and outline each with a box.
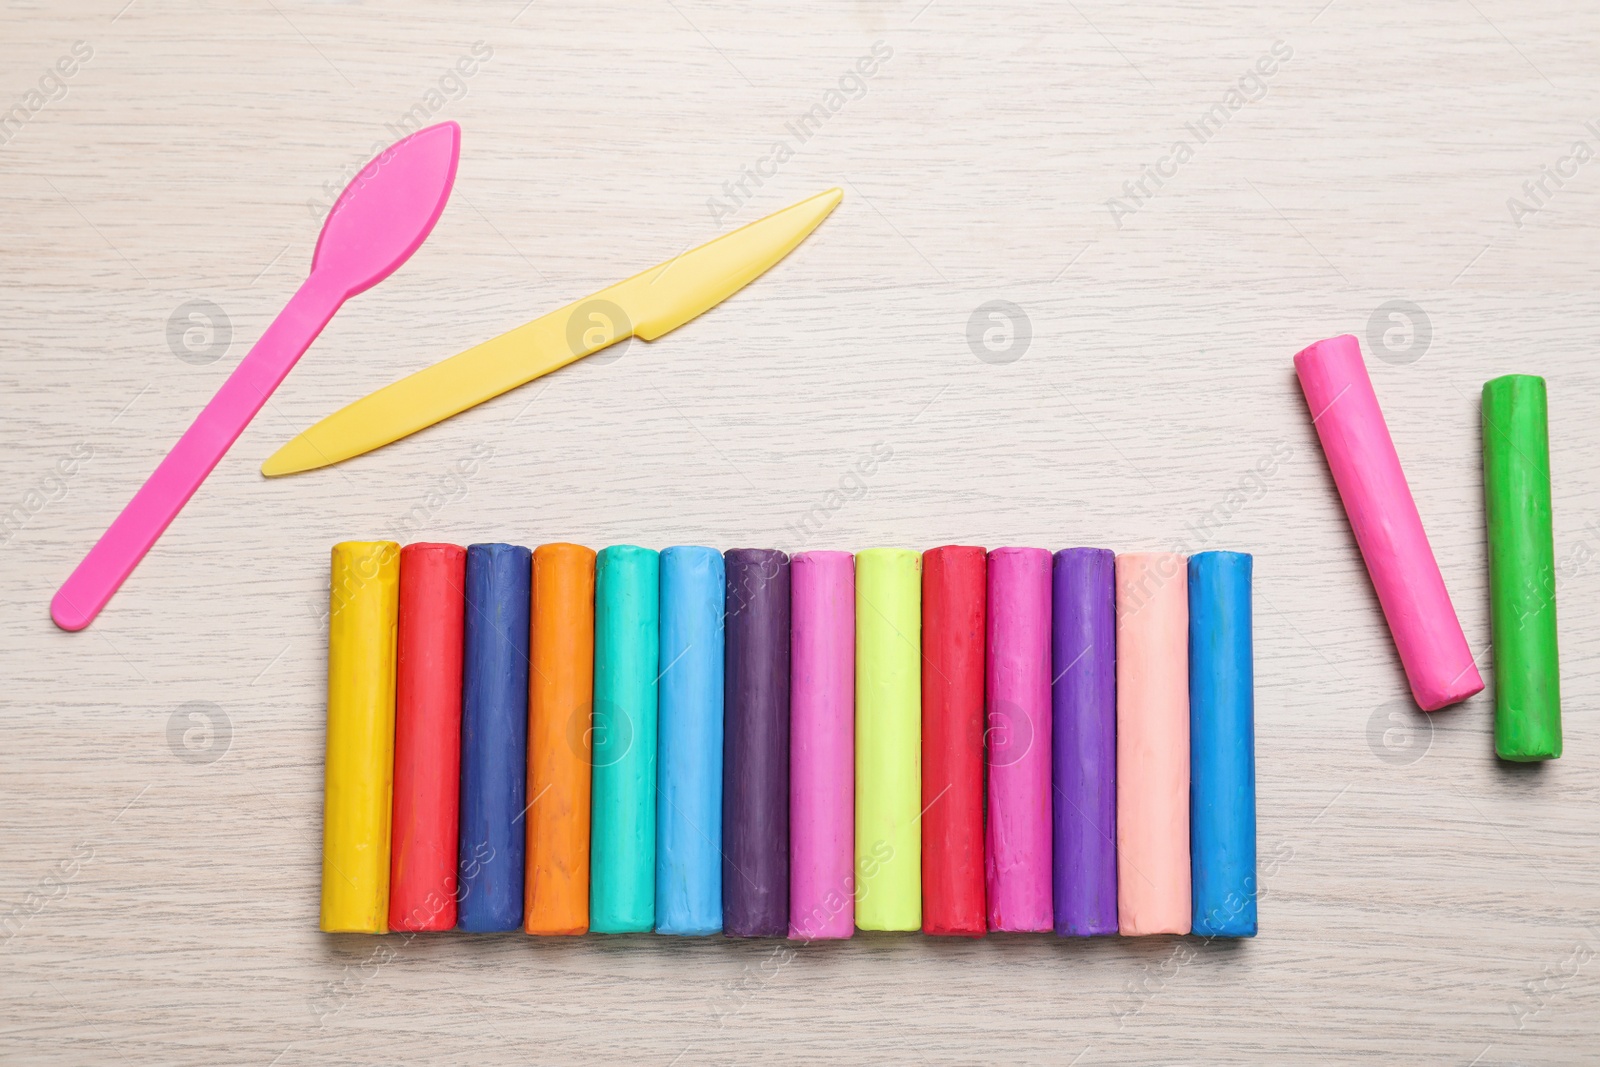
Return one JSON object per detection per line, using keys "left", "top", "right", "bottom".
{"left": 591, "top": 545, "right": 661, "bottom": 933}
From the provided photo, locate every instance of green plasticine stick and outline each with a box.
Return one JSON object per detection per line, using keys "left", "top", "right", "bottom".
{"left": 854, "top": 548, "right": 922, "bottom": 930}
{"left": 590, "top": 545, "right": 661, "bottom": 930}
{"left": 1483, "top": 375, "right": 1561, "bottom": 761}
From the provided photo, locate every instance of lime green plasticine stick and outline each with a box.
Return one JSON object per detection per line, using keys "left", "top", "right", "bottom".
{"left": 854, "top": 548, "right": 922, "bottom": 930}
{"left": 1483, "top": 375, "right": 1561, "bottom": 761}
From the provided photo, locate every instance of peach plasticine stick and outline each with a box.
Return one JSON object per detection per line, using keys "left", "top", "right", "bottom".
{"left": 1115, "top": 552, "right": 1191, "bottom": 936}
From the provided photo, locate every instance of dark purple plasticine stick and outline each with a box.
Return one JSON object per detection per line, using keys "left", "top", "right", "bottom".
{"left": 723, "top": 549, "right": 791, "bottom": 937}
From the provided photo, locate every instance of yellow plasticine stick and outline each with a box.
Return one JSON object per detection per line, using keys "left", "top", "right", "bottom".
{"left": 322, "top": 541, "right": 400, "bottom": 933}
{"left": 854, "top": 548, "right": 922, "bottom": 931}
{"left": 263, "top": 187, "right": 843, "bottom": 476}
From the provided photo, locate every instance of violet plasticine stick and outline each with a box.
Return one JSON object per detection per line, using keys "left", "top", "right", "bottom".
{"left": 788, "top": 551, "right": 855, "bottom": 940}
{"left": 723, "top": 549, "right": 791, "bottom": 937}
{"left": 1051, "top": 548, "right": 1117, "bottom": 937}
{"left": 1293, "top": 334, "right": 1482, "bottom": 710}
{"left": 984, "top": 547, "right": 1053, "bottom": 932}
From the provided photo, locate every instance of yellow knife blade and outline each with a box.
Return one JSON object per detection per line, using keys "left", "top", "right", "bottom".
{"left": 261, "top": 186, "right": 843, "bottom": 476}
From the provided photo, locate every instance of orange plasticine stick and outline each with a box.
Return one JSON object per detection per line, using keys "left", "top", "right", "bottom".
{"left": 525, "top": 543, "right": 597, "bottom": 935}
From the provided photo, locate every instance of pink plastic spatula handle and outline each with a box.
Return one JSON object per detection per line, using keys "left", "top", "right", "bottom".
{"left": 51, "top": 121, "right": 462, "bottom": 632}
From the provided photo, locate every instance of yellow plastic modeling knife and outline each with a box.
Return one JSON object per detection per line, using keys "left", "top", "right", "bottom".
{"left": 262, "top": 187, "right": 843, "bottom": 476}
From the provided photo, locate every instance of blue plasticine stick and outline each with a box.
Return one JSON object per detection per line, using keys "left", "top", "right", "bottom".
{"left": 1188, "top": 551, "right": 1257, "bottom": 938}
{"left": 656, "top": 546, "right": 726, "bottom": 935}
{"left": 591, "top": 545, "right": 661, "bottom": 933}
{"left": 458, "top": 543, "right": 531, "bottom": 932}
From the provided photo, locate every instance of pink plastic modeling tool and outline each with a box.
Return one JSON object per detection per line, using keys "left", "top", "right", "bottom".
{"left": 50, "top": 121, "right": 461, "bottom": 632}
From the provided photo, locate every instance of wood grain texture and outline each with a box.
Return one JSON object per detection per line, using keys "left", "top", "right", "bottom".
{"left": 3, "top": 0, "right": 1599, "bottom": 1062}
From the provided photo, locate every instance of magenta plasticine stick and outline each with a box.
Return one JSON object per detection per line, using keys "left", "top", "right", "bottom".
{"left": 788, "top": 551, "right": 855, "bottom": 940}
{"left": 1294, "top": 335, "right": 1483, "bottom": 711}
{"left": 984, "top": 548, "right": 1053, "bottom": 932}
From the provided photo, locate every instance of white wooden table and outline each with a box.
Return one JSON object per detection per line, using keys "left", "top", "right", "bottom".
{"left": 3, "top": 1, "right": 1597, "bottom": 1062}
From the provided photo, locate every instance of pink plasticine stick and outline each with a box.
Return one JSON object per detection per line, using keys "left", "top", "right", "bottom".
{"left": 984, "top": 547, "right": 1052, "bottom": 932}
{"left": 1293, "top": 334, "right": 1483, "bottom": 710}
{"left": 50, "top": 122, "right": 462, "bottom": 632}
{"left": 1115, "top": 552, "right": 1190, "bottom": 936}
{"left": 788, "top": 551, "right": 855, "bottom": 940}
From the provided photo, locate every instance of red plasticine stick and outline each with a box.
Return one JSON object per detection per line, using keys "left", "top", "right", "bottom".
{"left": 920, "top": 546, "right": 986, "bottom": 936}
{"left": 389, "top": 542, "right": 466, "bottom": 931}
